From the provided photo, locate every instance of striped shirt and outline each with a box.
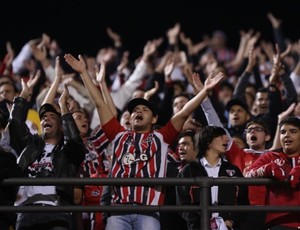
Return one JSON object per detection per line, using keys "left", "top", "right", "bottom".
{"left": 80, "top": 125, "right": 111, "bottom": 177}
{"left": 102, "top": 117, "right": 179, "bottom": 206}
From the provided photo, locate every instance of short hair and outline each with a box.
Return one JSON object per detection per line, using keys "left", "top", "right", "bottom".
{"left": 0, "top": 81, "right": 19, "bottom": 94}
{"left": 178, "top": 129, "right": 199, "bottom": 152}
{"left": 256, "top": 87, "right": 268, "bottom": 94}
{"left": 172, "top": 92, "right": 191, "bottom": 103}
{"left": 279, "top": 116, "right": 300, "bottom": 129}
{"left": 198, "top": 126, "right": 226, "bottom": 157}
{"left": 220, "top": 80, "right": 234, "bottom": 92}
{"left": 246, "top": 116, "right": 271, "bottom": 135}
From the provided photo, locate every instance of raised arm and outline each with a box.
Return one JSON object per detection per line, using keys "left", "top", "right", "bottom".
{"left": 96, "top": 60, "right": 118, "bottom": 118}
{"left": 269, "top": 103, "right": 296, "bottom": 150}
{"left": 64, "top": 54, "right": 113, "bottom": 126}
{"left": 171, "top": 72, "right": 224, "bottom": 131}
{"left": 41, "top": 56, "right": 62, "bottom": 107}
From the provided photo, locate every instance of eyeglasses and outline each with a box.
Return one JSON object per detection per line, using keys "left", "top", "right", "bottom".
{"left": 244, "top": 127, "right": 265, "bottom": 133}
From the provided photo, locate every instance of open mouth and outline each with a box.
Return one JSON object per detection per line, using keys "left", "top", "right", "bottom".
{"left": 135, "top": 114, "right": 143, "bottom": 120}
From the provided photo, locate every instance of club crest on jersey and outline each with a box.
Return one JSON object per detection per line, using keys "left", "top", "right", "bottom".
{"left": 226, "top": 169, "right": 236, "bottom": 177}
{"left": 274, "top": 158, "right": 285, "bottom": 166}
{"left": 122, "top": 153, "right": 149, "bottom": 165}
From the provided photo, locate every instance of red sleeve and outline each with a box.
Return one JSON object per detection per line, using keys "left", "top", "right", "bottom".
{"left": 158, "top": 120, "right": 180, "bottom": 145}
{"left": 102, "top": 117, "right": 125, "bottom": 142}
{"left": 225, "top": 141, "right": 246, "bottom": 172}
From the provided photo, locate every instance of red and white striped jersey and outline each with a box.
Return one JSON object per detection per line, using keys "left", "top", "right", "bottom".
{"left": 102, "top": 117, "right": 179, "bottom": 206}
{"left": 80, "top": 125, "right": 111, "bottom": 177}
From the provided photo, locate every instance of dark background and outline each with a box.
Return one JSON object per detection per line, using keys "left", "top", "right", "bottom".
{"left": 1, "top": 0, "right": 300, "bottom": 60}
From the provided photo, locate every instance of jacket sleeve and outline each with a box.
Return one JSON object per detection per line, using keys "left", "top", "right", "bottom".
{"left": 8, "top": 97, "right": 31, "bottom": 155}
{"left": 245, "top": 151, "right": 289, "bottom": 178}
{"left": 232, "top": 166, "right": 249, "bottom": 226}
{"left": 176, "top": 164, "right": 201, "bottom": 228}
{"left": 62, "top": 113, "right": 85, "bottom": 166}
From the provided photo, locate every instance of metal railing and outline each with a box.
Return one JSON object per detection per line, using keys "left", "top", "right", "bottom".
{"left": 1, "top": 177, "right": 299, "bottom": 230}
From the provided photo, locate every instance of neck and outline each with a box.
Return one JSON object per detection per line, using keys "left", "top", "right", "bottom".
{"left": 43, "top": 136, "right": 60, "bottom": 145}
{"left": 205, "top": 151, "right": 220, "bottom": 166}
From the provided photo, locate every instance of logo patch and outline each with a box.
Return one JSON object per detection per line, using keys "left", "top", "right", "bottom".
{"left": 226, "top": 169, "right": 236, "bottom": 177}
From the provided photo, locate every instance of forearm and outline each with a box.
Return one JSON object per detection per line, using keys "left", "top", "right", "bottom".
{"left": 80, "top": 70, "right": 113, "bottom": 125}
{"left": 201, "top": 98, "right": 224, "bottom": 127}
{"left": 42, "top": 74, "right": 61, "bottom": 105}
{"left": 172, "top": 88, "right": 209, "bottom": 131}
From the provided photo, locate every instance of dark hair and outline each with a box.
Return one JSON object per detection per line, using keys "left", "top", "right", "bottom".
{"left": 172, "top": 92, "right": 191, "bottom": 103}
{"left": 246, "top": 116, "right": 271, "bottom": 135}
{"left": 256, "top": 87, "right": 268, "bottom": 94}
{"left": 220, "top": 80, "right": 234, "bottom": 92}
{"left": 198, "top": 126, "right": 226, "bottom": 157}
{"left": 178, "top": 130, "right": 198, "bottom": 151}
{"left": 0, "top": 81, "right": 19, "bottom": 94}
{"left": 279, "top": 116, "right": 300, "bottom": 129}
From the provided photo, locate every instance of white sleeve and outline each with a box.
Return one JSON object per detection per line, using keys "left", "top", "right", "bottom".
{"left": 12, "top": 43, "right": 32, "bottom": 74}
{"left": 290, "top": 72, "right": 300, "bottom": 95}
{"left": 111, "top": 60, "right": 148, "bottom": 111}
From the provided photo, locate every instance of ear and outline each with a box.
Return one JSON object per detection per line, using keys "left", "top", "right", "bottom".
{"left": 246, "top": 113, "right": 251, "bottom": 121}
{"left": 264, "top": 134, "right": 271, "bottom": 142}
{"left": 151, "top": 115, "right": 158, "bottom": 125}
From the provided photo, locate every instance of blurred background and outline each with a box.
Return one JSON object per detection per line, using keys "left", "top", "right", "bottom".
{"left": 1, "top": 0, "right": 299, "bottom": 60}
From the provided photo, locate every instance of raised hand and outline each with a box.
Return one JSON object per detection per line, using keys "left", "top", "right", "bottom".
{"left": 64, "top": 54, "right": 87, "bottom": 74}
{"left": 144, "top": 81, "right": 159, "bottom": 100}
{"left": 19, "top": 78, "right": 32, "bottom": 100}
{"left": 96, "top": 60, "right": 106, "bottom": 84}
{"left": 203, "top": 72, "right": 224, "bottom": 91}
{"left": 58, "top": 84, "right": 70, "bottom": 114}
{"left": 267, "top": 12, "right": 281, "bottom": 29}
{"left": 3, "top": 41, "right": 14, "bottom": 67}
{"left": 245, "top": 46, "right": 257, "bottom": 73}
{"left": 192, "top": 72, "right": 204, "bottom": 93}
{"left": 106, "top": 27, "right": 122, "bottom": 47}
{"left": 27, "top": 69, "right": 41, "bottom": 90}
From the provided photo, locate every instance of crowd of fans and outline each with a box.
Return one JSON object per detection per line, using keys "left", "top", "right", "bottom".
{"left": 0, "top": 11, "right": 300, "bottom": 230}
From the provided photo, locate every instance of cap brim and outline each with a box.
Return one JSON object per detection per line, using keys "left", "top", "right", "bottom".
{"left": 226, "top": 99, "right": 250, "bottom": 114}
{"left": 127, "top": 98, "right": 156, "bottom": 116}
{"left": 39, "top": 103, "right": 61, "bottom": 119}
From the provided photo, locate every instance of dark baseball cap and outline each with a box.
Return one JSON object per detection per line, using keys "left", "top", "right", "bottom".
{"left": 39, "top": 103, "right": 61, "bottom": 119}
{"left": 127, "top": 98, "right": 157, "bottom": 116}
{"left": 226, "top": 99, "right": 250, "bottom": 114}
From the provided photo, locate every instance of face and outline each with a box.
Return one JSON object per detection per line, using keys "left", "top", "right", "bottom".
{"left": 178, "top": 136, "right": 197, "bottom": 163}
{"left": 120, "top": 111, "right": 131, "bottom": 130}
{"left": 280, "top": 124, "right": 300, "bottom": 156}
{"left": 130, "top": 105, "right": 157, "bottom": 132}
{"left": 72, "top": 111, "right": 89, "bottom": 137}
{"left": 254, "top": 92, "right": 269, "bottom": 115}
{"left": 0, "top": 83, "right": 16, "bottom": 102}
{"left": 245, "top": 92, "right": 255, "bottom": 111}
{"left": 218, "top": 86, "right": 233, "bottom": 104}
{"left": 173, "top": 96, "right": 189, "bottom": 115}
{"left": 245, "top": 124, "right": 270, "bottom": 151}
{"left": 245, "top": 86, "right": 256, "bottom": 98}
{"left": 173, "top": 84, "right": 184, "bottom": 96}
{"left": 208, "top": 134, "right": 229, "bottom": 155}
{"left": 40, "top": 112, "right": 62, "bottom": 140}
{"left": 228, "top": 105, "right": 250, "bottom": 127}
